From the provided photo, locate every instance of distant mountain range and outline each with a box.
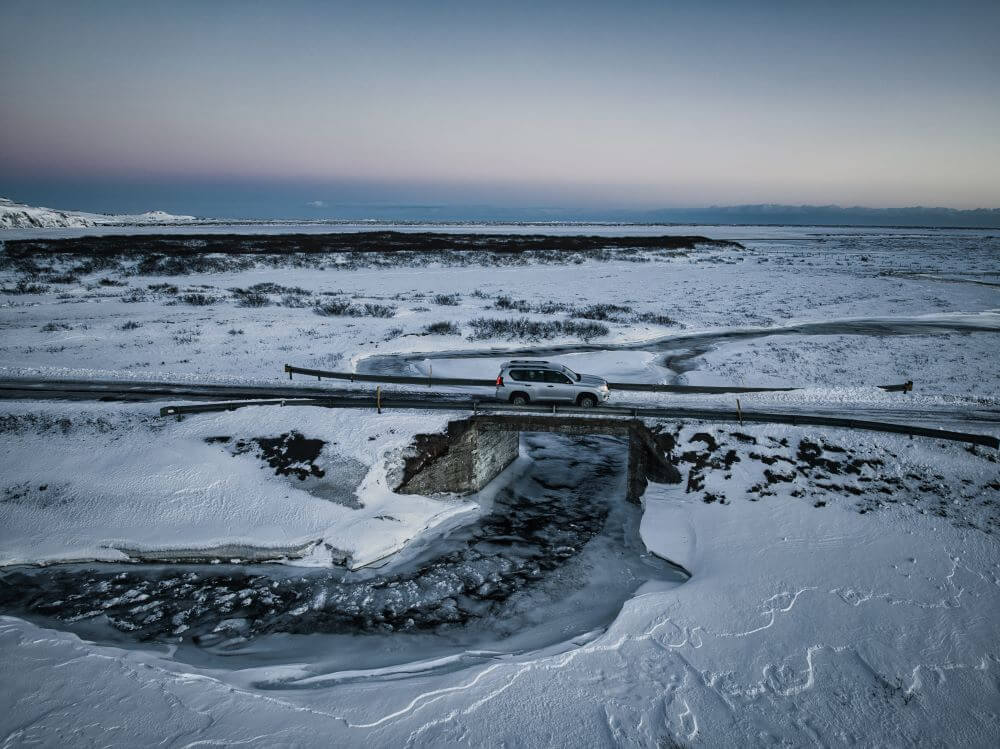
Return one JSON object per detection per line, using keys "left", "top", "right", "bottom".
{"left": 0, "top": 197, "right": 196, "bottom": 229}
{"left": 291, "top": 202, "right": 1000, "bottom": 227}
{"left": 621, "top": 204, "right": 1000, "bottom": 228}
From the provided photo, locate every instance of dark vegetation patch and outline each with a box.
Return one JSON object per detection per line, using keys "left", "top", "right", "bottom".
{"left": 467, "top": 317, "right": 608, "bottom": 342}
{"left": 432, "top": 293, "right": 461, "bottom": 306}
{"left": 280, "top": 293, "right": 312, "bottom": 308}
{"left": 494, "top": 295, "right": 532, "bottom": 312}
{"left": 485, "top": 296, "right": 679, "bottom": 328}
{"left": 535, "top": 301, "right": 572, "bottom": 314}
{"left": 179, "top": 292, "right": 219, "bottom": 306}
{"left": 212, "top": 431, "right": 326, "bottom": 481}
{"left": 570, "top": 303, "right": 633, "bottom": 321}
{"left": 636, "top": 312, "right": 679, "bottom": 326}
{"left": 45, "top": 272, "right": 79, "bottom": 284}
{"left": 314, "top": 300, "right": 396, "bottom": 318}
{"left": 243, "top": 282, "right": 309, "bottom": 295}
{"left": 147, "top": 283, "right": 179, "bottom": 294}
{"left": 229, "top": 283, "right": 314, "bottom": 308}
{"left": 1, "top": 232, "right": 740, "bottom": 279}
{"left": 230, "top": 288, "right": 271, "bottom": 307}
{"left": 1, "top": 279, "right": 49, "bottom": 294}
{"left": 424, "top": 321, "right": 461, "bottom": 335}
{"left": 6, "top": 231, "right": 740, "bottom": 257}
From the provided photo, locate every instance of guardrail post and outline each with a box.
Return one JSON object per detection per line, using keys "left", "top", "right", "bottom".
{"left": 736, "top": 398, "right": 743, "bottom": 426}
{"left": 376, "top": 386, "right": 381, "bottom": 414}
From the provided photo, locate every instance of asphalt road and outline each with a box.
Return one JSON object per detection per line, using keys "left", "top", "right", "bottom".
{"left": 0, "top": 377, "right": 996, "bottom": 421}
{"left": 1, "top": 377, "right": 997, "bottom": 447}
{"left": 0, "top": 377, "right": 449, "bottom": 404}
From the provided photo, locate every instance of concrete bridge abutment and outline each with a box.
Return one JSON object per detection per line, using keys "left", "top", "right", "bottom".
{"left": 396, "top": 414, "right": 680, "bottom": 502}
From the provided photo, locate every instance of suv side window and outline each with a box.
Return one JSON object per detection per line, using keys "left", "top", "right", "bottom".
{"left": 508, "top": 369, "right": 530, "bottom": 382}
{"left": 543, "top": 371, "right": 572, "bottom": 384}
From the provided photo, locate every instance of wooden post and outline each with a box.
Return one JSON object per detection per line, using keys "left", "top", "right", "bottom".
{"left": 376, "top": 386, "right": 381, "bottom": 414}
{"left": 428, "top": 364, "right": 433, "bottom": 388}
{"left": 736, "top": 398, "right": 743, "bottom": 426}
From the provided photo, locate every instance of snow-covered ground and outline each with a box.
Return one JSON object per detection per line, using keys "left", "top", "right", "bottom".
{"left": 0, "top": 197, "right": 197, "bottom": 229}
{"left": 1, "top": 422, "right": 996, "bottom": 746}
{"left": 1, "top": 226, "right": 998, "bottom": 746}
{"left": 0, "top": 402, "right": 474, "bottom": 570}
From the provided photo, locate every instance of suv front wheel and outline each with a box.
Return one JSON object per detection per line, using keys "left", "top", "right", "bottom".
{"left": 576, "top": 394, "right": 598, "bottom": 409}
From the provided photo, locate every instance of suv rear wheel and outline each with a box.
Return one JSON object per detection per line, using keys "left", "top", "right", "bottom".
{"left": 509, "top": 392, "right": 530, "bottom": 406}
{"left": 577, "top": 394, "right": 598, "bottom": 409}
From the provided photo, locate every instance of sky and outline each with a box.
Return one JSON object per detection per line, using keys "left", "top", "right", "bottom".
{"left": 1, "top": 0, "right": 999, "bottom": 218}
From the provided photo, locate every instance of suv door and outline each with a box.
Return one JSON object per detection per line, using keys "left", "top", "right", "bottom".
{"left": 507, "top": 368, "right": 539, "bottom": 399}
{"left": 542, "top": 370, "right": 574, "bottom": 401}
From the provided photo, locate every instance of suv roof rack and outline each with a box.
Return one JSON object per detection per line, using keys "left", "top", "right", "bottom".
{"left": 507, "top": 359, "right": 549, "bottom": 365}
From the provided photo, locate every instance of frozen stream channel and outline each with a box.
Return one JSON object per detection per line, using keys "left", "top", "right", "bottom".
{"left": 359, "top": 312, "right": 1000, "bottom": 385}
{"left": 0, "top": 433, "right": 685, "bottom": 679}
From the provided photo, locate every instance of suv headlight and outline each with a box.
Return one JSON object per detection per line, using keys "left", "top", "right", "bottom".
{"left": 599, "top": 383, "right": 609, "bottom": 391}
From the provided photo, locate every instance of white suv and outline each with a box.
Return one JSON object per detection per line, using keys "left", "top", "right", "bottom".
{"left": 495, "top": 360, "right": 610, "bottom": 408}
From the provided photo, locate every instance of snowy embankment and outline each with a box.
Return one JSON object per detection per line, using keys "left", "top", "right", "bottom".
{"left": 0, "top": 197, "right": 196, "bottom": 229}
{"left": 0, "top": 401, "right": 476, "bottom": 570}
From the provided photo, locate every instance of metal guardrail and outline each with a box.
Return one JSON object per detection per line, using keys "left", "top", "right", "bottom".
{"left": 285, "top": 364, "right": 491, "bottom": 387}
{"left": 283, "top": 364, "right": 914, "bottom": 395}
{"left": 160, "top": 395, "right": 998, "bottom": 449}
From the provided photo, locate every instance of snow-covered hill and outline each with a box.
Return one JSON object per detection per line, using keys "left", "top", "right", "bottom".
{"left": 0, "top": 197, "right": 197, "bottom": 229}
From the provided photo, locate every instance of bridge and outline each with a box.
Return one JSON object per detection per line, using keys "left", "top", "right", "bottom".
{"left": 395, "top": 414, "right": 681, "bottom": 503}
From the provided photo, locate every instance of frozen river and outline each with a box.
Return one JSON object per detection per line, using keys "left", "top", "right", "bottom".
{"left": 0, "top": 432, "right": 685, "bottom": 677}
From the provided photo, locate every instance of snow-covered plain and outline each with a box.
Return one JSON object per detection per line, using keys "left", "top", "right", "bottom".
{"left": 0, "top": 402, "right": 472, "bottom": 570}
{"left": 1, "top": 225, "right": 998, "bottom": 746}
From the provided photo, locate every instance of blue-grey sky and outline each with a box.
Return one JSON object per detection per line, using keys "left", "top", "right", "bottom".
{"left": 1, "top": 0, "right": 998, "bottom": 215}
